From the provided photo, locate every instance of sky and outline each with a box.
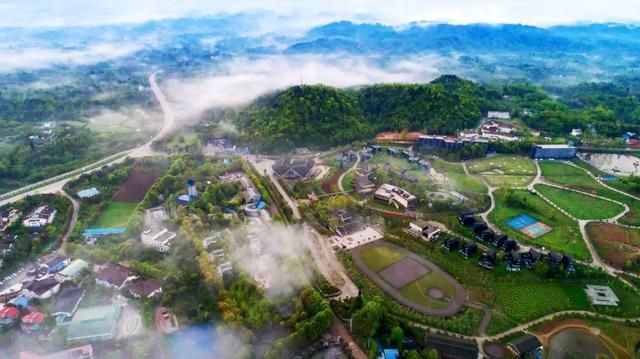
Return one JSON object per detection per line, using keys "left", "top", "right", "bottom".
{"left": 1, "top": 0, "right": 640, "bottom": 29}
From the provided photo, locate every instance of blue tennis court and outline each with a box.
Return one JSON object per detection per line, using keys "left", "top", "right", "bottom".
{"left": 506, "top": 214, "right": 538, "bottom": 230}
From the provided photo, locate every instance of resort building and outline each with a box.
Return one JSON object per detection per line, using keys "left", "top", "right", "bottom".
{"left": 141, "top": 226, "right": 176, "bottom": 252}
{"left": 23, "top": 277, "right": 61, "bottom": 300}
{"left": 272, "top": 158, "right": 317, "bottom": 180}
{"left": 129, "top": 280, "right": 163, "bottom": 299}
{"left": 55, "top": 259, "right": 88, "bottom": 282}
{"left": 374, "top": 184, "right": 416, "bottom": 210}
{"left": 41, "top": 254, "right": 70, "bottom": 274}
{"left": 95, "top": 266, "right": 137, "bottom": 290}
{"left": 76, "top": 188, "right": 100, "bottom": 200}
{"left": 352, "top": 174, "right": 376, "bottom": 193}
{"left": 408, "top": 220, "right": 441, "bottom": 241}
{"left": 529, "top": 144, "right": 576, "bottom": 159}
{"left": 22, "top": 206, "right": 56, "bottom": 228}
{"left": 66, "top": 304, "right": 122, "bottom": 342}
{"left": 487, "top": 111, "right": 510, "bottom": 119}
{"left": 507, "top": 334, "right": 543, "bottom": 358}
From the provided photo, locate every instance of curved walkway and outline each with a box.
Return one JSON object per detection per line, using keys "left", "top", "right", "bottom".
{"left": 337, "top": 153, "right": 360, "bottom": 192}
{"left": 352, "top": 240, "right": 466, "bottom": 317}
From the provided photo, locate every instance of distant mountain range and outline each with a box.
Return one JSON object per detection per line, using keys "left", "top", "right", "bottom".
{"left": 286, "top": 21, "right": 640, "bottom": 55}
{"left": 3, "top": 15, "right": 640, "bottom": 85}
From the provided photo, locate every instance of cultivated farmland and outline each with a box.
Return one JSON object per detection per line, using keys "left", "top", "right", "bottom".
{"left": 534, "top": 184, "right": 625, "bottom": 220}
{"left": 467, "top": 155, "right": 536, "bottom": 187}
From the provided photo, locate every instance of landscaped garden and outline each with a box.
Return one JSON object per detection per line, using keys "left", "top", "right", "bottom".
{"left": 353, "top": 241, "right": 465, "bottom": 315}
{"left": 382, "top": 231, "right": 640, "bottom": 329}
{"left": 534, "top": 184, "right": 625, "bottom": 220}
{"left": 466, "top": 155, "right": 537, "bottom": 187}
{"left": 495, "top": 282, "right": 591, "bottom": 322}
{"left": 489, "top": 189, "right": 589, "bottom": 260}
{"left": 540, "top": 161, "right": 640, "bottom": 225}
{"left": 433, "top": 159, "right": 488, "bottom": 195}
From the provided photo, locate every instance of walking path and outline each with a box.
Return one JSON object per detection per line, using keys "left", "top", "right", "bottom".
{"left": 337, "top": 154, "right": 360, "bottom": 192}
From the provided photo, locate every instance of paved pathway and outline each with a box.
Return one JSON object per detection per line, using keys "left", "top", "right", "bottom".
{"left": 247, "top": 155, "right": 301, "bottom": 220}
{"left": 337, "top": 153, "right": 360, "bottom": 192}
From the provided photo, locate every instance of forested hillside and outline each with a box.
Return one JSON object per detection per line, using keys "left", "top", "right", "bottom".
{"left": 233, "top": 75, "right": 640, "bottom": 151}
{"left": 236, "top": 75, "right": 490, "bottom": 151}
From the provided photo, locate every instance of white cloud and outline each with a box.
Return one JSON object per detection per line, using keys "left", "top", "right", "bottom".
{"left": 162, "top": 54, "right": 448, "bottom": 121}
{"left": 0, "top": 43, "right": 144, "bottom": 72}
{"left": 1, "top": 0, "right": 640, "bottom": 29}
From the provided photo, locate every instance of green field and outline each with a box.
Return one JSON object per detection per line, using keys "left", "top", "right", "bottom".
{"left": 87, "top": 107, "right": 158, "bottom": 135}
{"left": 534, "top": 184, "right": 625, "bottom": 220}
{"left": 540, "top": 161, "right": 640, "bottom": 225}
{"left": 399, "top": 271, "right": 458, "bottom": 309}
{"left": 341, "top": 171, "right": 357, "bottom": 192}
{"left": 496, "top": 282, "right": 591, "bottom": 322}
{"left": 467, "top": 155, "right": 537, "bottom": 187}
{"left": 93, "top": 201, "right": 137, "bottom": 227}
{"left": 433, "top": 160, "right": 487, "bottom": 194}
{"left": 358, "top": 245, "right": 405, "bottom": 272}
{"left": 489, "top": 189, "right": 589, "bottom": 260}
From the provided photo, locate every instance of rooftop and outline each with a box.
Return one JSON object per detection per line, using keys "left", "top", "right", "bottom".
{"left": 66, "top": 304, "right": 121, "bottom": 342}
{"left": 58, "top": 259, "right": 88, "bottom": 278}
{"left": 96, "top": 265, "right": 135, "bottom": 287}
{"left": 585, "top": 285, "right": 620, "bottom": 306}
{"left": 76, "top": 188, "right": 100, "bottom": 199}
{"left": 50, "top": 286, "right": 85, "bottom": 316}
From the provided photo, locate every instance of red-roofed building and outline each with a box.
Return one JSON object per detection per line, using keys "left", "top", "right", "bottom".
{"left": 0, "top": 306, "right": 20, "bottom": 327}
{"left": 21, "top": 311, "right": 46, "bottom": 334}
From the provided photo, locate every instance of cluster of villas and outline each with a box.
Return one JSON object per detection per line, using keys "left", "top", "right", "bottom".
{"left": 386, "top": 147, "right": 432, "bottom": 171}
{"left": 0, "top": 252, "right": 161, "bottom": 342}
{"left": 453, "top": 211, "right": 576, "bottom": 273}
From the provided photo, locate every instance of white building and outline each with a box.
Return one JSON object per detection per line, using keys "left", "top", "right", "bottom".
{"left": 571, "top": 128, "right": 583, "bottom": 137}
{"left": 0, "top": 209, "right": 21, "bottom": 231}
{"left": 487, "top": 111, "right": 510, "bottom": 120}
{"left": 141, "top": 226, "right": 176, "bottom": 252}
{"left": 22, "top": 206, "right": 56, "bottom": 228}
{"left": 374, "top": 184, "right": 416, "bottom": 210}
{"left": 585, "top": 285, "right": 619, "bottom": 306}
{"left": 55, "top": 259, "right": 89, "bottom": 282}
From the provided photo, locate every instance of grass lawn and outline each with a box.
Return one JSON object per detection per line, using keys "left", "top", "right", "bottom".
{"left": 489, "top": 189, "right": 589, "bottom": 260}
{"left": 341, "top": 171, "right": 357, "bottom": 192}
{"left": 433, "top": 160, "right": 487, "bottom": 195}
{"left": 540, "top": 161, "right": 640, "bottom": 225}
{"left": 534, "top": 184, "right": 625, "bottom": 220}
{"left": 92, "top": 201, "right": 137, "bottom": 227}
{"left": 496, "top": 282, "right": 591, "bottom": 322}
{"left": 467, "top": 155, "right": 536, "bottom": 187}
{"left": 398, "top": 271, "right": 458, "bottom": 309}
{"left": 359, "top": 245, "right": 406, "bottom": 272}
